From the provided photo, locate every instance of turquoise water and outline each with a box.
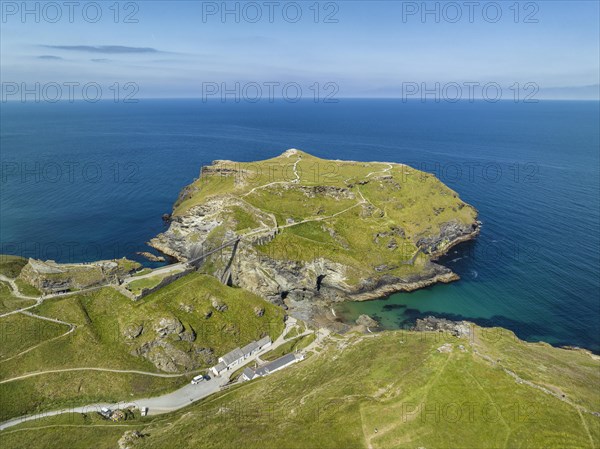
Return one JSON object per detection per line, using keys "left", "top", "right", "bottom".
{"left": 1, "top": 100, "right": 598, "bottom": 351}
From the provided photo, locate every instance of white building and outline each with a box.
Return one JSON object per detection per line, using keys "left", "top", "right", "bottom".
{"left": 241, "top": 352, "right": 303, "bottom": 381}
{"left": 210, "top": 336, "right": 272, "bottom": 377}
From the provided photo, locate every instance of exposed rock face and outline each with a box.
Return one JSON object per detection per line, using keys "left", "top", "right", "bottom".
{"left": 136, "top": 251, "right": 166, "bottom": 262}
{"left": 356, "top": 314, "right": 379, "bottom": 328}
{"left": 210, "top": 297, "right": 228, "bottom": 312}
{"left": 153, "top": 317, "right": 184, "bottom": 337}
{"left": 227, "top": 246, "right": 349, "bottom": 305}
{"left": 151, "top": 227, "right": 471, "bottom": 316}
{"left": 416, "top": 220, "right": 480, "bottom": 257}
{"left": 118, "top": 430, "right": 144, "bottom": 449}
{"left": 18, "top": 258, "right": 140, "bottom": 294}
{"left": 149, "top": 151, "right": 480, "bottom": 323}
{"left": 298, "top": 185, "right": 355, "bottom": 200}
{"left": 413, "top": 316, "right": 472, "bottom": 338}
{"left": 149, "top": 196, "right": 274, "bottom": 261}
{"left": 127, "top": 317, "right": 210, "bottom": 372}
{"left": 132, "top": 340, "right": 196, "bottom": 372}
{"left": 179, "top": 327, "right": 196, "bottom": 342}
{"left": 123, "top": 323, "right": 143, "bottom": 339}
{"left": 151, "top": 217, "right": 474, "bottom": 311}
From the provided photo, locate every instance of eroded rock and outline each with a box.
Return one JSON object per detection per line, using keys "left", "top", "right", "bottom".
{"left": 123, "top": 323, "right": 144, "bottom": 340}
{"left": 132, "top": 340, "right": 197, "bottom": 372}
{"left": 413, "top": 316, "right": 471, "bottom": 338}
{"left": 356, "top": 314, "right": 379, "bottom": 328}
{"left": 153, "top": 316, "right": 184, "bottom": 337}
{"left": 210, "top": 297, "right": 228, "bottom": 312}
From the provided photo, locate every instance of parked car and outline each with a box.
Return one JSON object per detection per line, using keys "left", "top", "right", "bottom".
{"left": 191, "top": 375, "right": 205, "bottom": 384}
{"left": 141, "top": 407, "right": 148, "bottom": 417}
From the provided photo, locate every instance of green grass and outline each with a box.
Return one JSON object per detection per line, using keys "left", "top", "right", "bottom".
{"left": 20, "top": 263, "right": 105, "bottom": 292}
{"left": 17, "top": 258, "right": 142, "bottom": 294}
{"left": 131, "top": 268, "right": 152, "bottom": 277}
{"left": 0, "top": 313, "right": 67, "bottom": 360}
{"left": 0, "top": 282, "right": 36, "bottom": 314}
{"left": 7, "top": 326, "right": 597, "bottom": 448}
{"left": 0, "top": 371, "right": 186, "bottom": 422}
{"left": 123, "top": 273, "right": 286, "bottom": 357}
{"left": 114, "top": 258, "right": 142, "bottom": 273}
{"left": 0, "top": 413, "right": 130, "bottom": 449}
{"left": 0, "top": 255, "right": 27, "bottom": 278}
{"left": 162, "top": 151, "right": 477, "bottom": 288}
{"left": 260, "top": 334, "right": 316, "bottom": 362}
{"left": 230, "top": 206, "right": 261, "bottom": 232}
{"left": 0, "top": 273, "right": 285, "bottom": 421}
{"left": 125, "top": 275, "right": 163, "bottom": 295}
{"left": 14, "top": 279, "right": 41, "bottom": 297}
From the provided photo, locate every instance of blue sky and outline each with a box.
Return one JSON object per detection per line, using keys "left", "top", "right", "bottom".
{"left": 1, "top": 1, "right": 599, "bottom": 98}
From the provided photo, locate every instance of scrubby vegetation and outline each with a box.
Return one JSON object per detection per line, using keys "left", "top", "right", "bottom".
{"left": 4, "top": 326, "right": 598, "bottom": 448}
{"left": 13, "top": 279, "right": 40, "bottom": 297}
{"left": 0, "top": 282, "right": 36, "bottom": 314}
{"left": 0, "top": 255, "right": 27, "bottom": 278}
{"left": 167, "top": 150, "right": 478, "bottom": 287}
{"left": 0, "top": 273, "right": 284, "bottom": 421}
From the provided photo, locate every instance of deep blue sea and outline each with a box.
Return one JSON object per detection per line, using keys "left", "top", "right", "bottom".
{"left": 1, "top": 100, "right": 599, "bottom": 351}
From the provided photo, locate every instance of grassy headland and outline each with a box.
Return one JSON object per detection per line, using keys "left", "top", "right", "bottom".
{"left": 2, "top": 325, "right": 598, "bottom": 449}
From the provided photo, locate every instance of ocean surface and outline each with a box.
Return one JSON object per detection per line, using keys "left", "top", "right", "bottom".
{"left": 1, "top": 99, "right": 598, "bottom": 352}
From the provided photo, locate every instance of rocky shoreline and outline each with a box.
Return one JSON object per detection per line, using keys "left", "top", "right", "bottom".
{"left": 148, "top": 150, "right": 480, "bottom": 324}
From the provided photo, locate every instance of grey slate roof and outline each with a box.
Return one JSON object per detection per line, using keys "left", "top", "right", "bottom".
{"left": 255, "top": 353, "right": 298, "bottom": 376}
{"left": 212, "top": 362, "right": 226, "bottom": 373}
{"left": 241, "top": 341, "right": 259, "bottom": 357}
{"left": 257, "top": 336, "right": 272, "bottom": 347}
{"left": 242, "top": 367, "right": 256, "bottom": 380}
{"left": 241, "top": 336, "right": 272, "bottom": 357}
{"left": 220, "top": 348, "right": 244, "bottom": 366}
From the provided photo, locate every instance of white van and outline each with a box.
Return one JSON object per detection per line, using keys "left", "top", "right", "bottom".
{"left": 191, "top": 375, "right": 204, "bottom": 384}
{"left": 141, "top": 407, "right": 148, "bottom": 417}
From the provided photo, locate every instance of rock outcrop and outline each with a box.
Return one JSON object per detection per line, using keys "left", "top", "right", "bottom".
{"left": 18, "top": 258, "right": 141, "bottom": 294}
{"left": 356, "top": 314, "right": 379, "bottom": 328}
{"left": 149, "top": 150, "right": 480, "bottom": 322}
{"left": 123, "top": 323, "right": 144, "bottom": 339}
{"left": 127, "top": 316, "right": 213, "bottom": 372}
{"left": 132, "top": 340, "right": 197, "bottom": 372}
{"left": 136, "top": 251, "right": 166, "bottom": 262}
{"left": 416, "top": 220, "right": 480, "bottom": 258}
{"left": 413, "top": 316, "right": 472, "bottom": 338}
{"left": 118, "top": 430, "right": 144, "bottom": 449}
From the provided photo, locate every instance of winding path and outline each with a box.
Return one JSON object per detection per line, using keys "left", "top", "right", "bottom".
{"left": 241, "top": 155, "right": 301, "bottom": 198}
{"left": 0, "top": 317, "right": 315, "bottom": 431}
{"left": 0, "top": 275, "right": 108, "bottom": 319}
{"left": 0, "top": 367, "right": 193, "bottom": 385}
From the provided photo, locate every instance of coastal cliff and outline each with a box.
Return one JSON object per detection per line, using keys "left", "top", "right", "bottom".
{"left": 150, "top": 150, "right": 479, "bottom": 311}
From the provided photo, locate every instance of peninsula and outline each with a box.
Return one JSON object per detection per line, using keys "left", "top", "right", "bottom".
{"left": 150, "top": 149, "right": 480, "bottom": 320}
{"left": 0, "top": 152, "right": 598, "bottom": 449}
